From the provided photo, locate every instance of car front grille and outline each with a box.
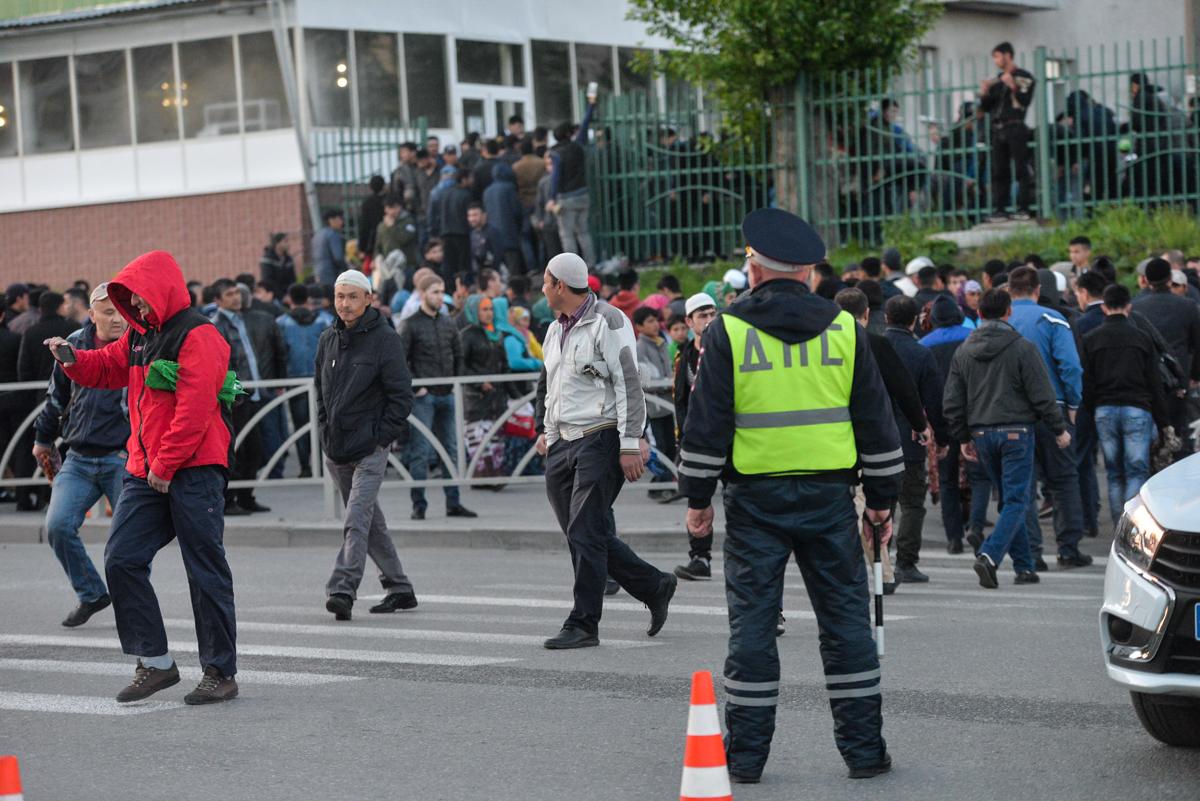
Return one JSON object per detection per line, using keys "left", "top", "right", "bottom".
{"left": 1150, "top": 531, "right": 1200, "bottom": 589}
{"left": 1168, "top": 603, "right": 1200, "bottom": 675}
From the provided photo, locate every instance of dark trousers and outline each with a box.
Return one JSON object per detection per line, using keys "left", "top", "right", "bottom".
{"left": 442, "top": 234, "right": 471, "bottom": 280}
{"left": 1167, "top": 393, "right": 1193, "bottom": 462}
{"left": 893, "top": 460, "right": 926, "bottom": 567}
{"left": 1026, "top": 419, "right": 1084, "bottom": 559}
{"left": 289, "top": 393, "right": 313, "bottom": 474}
{"left": 544, "top": 428, "right": 664, "bottom": 634}
{"left": 991, "top": 123, "right": 1035, "bottom": 214}
{"left": 229, "top": 399, "right": 263, "bottom": 507}
{"left": 939, "top": 442, "right": 965, "bottom": 542}
{"left": 722, "top": 478, "right": 884, "bottom": 774}
{"left": 104, "top": 466, "right": 236, "bottom": 676}
{"left": 1074, "top": 406, "right": 1100, "bottom": 534}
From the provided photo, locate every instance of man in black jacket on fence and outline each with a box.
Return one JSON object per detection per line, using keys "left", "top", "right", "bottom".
{"left": 318, "top": 270, "right": 418, "bottom": 621}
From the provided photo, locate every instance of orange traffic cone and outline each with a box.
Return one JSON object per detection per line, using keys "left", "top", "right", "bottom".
{"left": 679, "top": 671, "right": 733, "bottom": 801}
{"left": 0, "top": 755, "right": 23, "bottom": 801}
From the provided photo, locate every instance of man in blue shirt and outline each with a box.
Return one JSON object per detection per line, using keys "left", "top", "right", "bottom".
{"left": 277, "top": 284, "right": 331, "bottom": 478}
{"left": 1006, "top": 267, "right": 1091, "bottom": 568}
{"left": 311, "top": 209, "right": 347, "bottom": 287}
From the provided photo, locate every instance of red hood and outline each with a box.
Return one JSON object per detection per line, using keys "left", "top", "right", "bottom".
{"left": 106, "top": 251, "right": 193, "bottom": 332}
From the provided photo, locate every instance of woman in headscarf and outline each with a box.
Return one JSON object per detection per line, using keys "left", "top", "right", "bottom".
{"left": 459, "top": 295, "right": 511, "bottom": 478}
{"left": 957, "top": 279, "right": 982, "bottom": 328}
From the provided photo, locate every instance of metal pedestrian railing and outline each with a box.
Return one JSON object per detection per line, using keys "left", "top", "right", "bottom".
{"left": 0, "top": 374, "right": 679, "bottom": 519}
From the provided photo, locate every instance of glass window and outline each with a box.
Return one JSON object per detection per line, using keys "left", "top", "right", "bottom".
{"left": 18, "top": 57, "right": 74, "bottom": 154}
{"left": 618, "top": 47, "right": 652, "bottom": 96}
{"left": 455, "top": 39, "right": 524, "bottom": 87}
{"left": 131, "top": 44, "right": 179, "bottom": 144}
{"left": 0, "top": 63, "right": 17, "bottom": 157}
{"left": 575, "top": 43, "right": 613, "bottom": 99}
{"left": 178, "top": 37, "right": 238, "bottom": 138}
{"left": 239, "top": 31, "right": 289, "bottom": 132}
{"left": 404, "top": 33, "right": 448, "bottom": 128}
{"left": 304, "top": 28, "right": 350, "bottom": 127}
{"left": 355, "top": 31, "right": 399, "bottom": 124}
{"left": 75, "top": 50, "right": 131, "bottom": 149}
{"left": 532, "top": 40, "right": 571, "bottom": 127}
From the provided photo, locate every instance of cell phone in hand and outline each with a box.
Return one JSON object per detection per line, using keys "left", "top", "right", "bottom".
{"left": 56, "top": 342, "right": 76, "bottom": 366}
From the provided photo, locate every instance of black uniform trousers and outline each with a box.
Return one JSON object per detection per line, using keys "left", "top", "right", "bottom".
{"left": 991, "top": 122, "right": 1036, "bottom": 214}
{"left": 229, "top": 398, "right": 264, "bottom": 508}
{"left": 104, "top": 466, "right": 237, "bottom": 677}
{"left": 545, "top": 428, "right": 664, "bottom": 634}
{"left": 722, "top": 477, "right": 885, "bottom": 776}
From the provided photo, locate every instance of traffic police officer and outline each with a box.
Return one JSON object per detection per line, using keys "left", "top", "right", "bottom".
{"left": 679, "top": 208, "right": 903, "bottom": 782}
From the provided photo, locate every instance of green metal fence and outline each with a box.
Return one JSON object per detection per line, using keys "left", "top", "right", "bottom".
{"left": 798, "top": 37, "right": 1200, "bottom": 248}
{"left": 588, "top": 91, "right": 794, "bottom": 264}
{"left": 311, "top": 118, "right": 427, "bottom": 241}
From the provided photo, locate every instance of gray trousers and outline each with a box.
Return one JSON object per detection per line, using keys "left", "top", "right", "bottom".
{"left": 557, "top": 191, "right": 595, "bottom": 266}
{"left": 325, "top": 447, "right": 413, "bottom": 599}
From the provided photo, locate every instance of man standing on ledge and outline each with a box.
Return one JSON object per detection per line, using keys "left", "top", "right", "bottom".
{"left": 44, "top": 251, "right": 238, "bottom": 705}
{"left": 679, "top": 209, "right": 903, "bottom": 783}
{"left": 535, "top": 252, "right": 676, "bottom": 649}
{"left": 318, "top": 271, "right": 419, "bottom": 621}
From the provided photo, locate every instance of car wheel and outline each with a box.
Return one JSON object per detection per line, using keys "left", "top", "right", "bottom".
{"left": 1130, "top": 691, "right": 1200, "bottom": 747}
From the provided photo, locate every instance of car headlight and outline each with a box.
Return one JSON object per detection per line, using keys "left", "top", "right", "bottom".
{"left": 1114, "top": 495, "right": 1166, "bottom": 571}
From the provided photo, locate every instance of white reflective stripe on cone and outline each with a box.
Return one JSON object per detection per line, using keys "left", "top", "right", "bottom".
{"left": 679, "top": 766, "right": 732, "bottom": 799}
{"left": 686, "top": 702, "right": 722, "bottom": 737}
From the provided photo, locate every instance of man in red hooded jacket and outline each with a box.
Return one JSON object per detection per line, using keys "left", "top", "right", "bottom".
{"left": 44, "top": 250, "right": 240, "bottom": 705}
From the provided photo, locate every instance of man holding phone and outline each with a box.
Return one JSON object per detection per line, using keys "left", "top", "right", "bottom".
{"left": 33, "top": 283, "right": 129, "bottom": 628}
{"left": 44, "top": 251, "right": 239, "bottom": 705}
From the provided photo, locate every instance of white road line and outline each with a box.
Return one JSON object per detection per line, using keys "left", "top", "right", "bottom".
{"left": 0, "top": 658, "right": 359, "bottom": 686}
{"left": 882, "top": 587, "right": 1098, "bottom": 602}
{"left": 0, "top": 691, "right": 184, "bottom": 716}
{"left": 363, "top": 594, "right": 912, "bottom": 621}
{"left": 0, "top": 635, "right": 518, "bottom": 667}
{"left": 160, "top": 618, "right": 657, "bottom": 650}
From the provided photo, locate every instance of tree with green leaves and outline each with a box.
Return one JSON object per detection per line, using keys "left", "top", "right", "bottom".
{"left": 627, "top": 0, "right": 941, "bottom": 214}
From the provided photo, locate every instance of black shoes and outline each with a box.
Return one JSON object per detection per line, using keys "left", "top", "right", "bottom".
{"left": 447, "top": 505, "right": 477, "bottom": 518}
{"left": 604, "top": 577, "right": 621, "bottom": 596}
{"left": 370, "top": 591, "right": 418, "bottom": 613}
{"left": 946, "top": 539, "right": 964, "bottom": 555}
{"left": 1014, "top": 571, "right": 1040, "bottom": 584}
{"left": 411, "top": 507, "right": 426, "bottom": 520}
{"left": 882, "top": 581, "right": 897, "bottom": 595}
{"left": 1057, "top": 552, "right": 1094, "bottom": 569}
{"left": 1034, "top": 557, "right": 1049, "bottom": 572}
{"left": 729, "top": 772, "right": 761, "bottom": 784}
{"left": 895, "top": 564, "right": 929, "bottom": 583}
{"left": 242, "top": 499, "right": 271, "bottom": 513}
{"left": 543, "top": 626, "right": 599, "bottom": 649}
{"left": 325, "top": 593, "right": 353, "bottom": 621}
{"left": 646, "top": 574, "right": 677, "bottom": 637}
{"left": 966, "top": 530, "right": 984, "bottom": 555}
{"left": 183, "top": 666, "right": 238, "bottom": 705}
{"left": 116, "top": 660, "right": 180, "bottom": 703}
{"left": 847, "top": 752, "right": 892, "bottom": 779}
{"left": 62, "top": 594, "right": 111, "bottom": 628}
{"left": 674, "top": 557, "right": 712, "bottom": 581}
{"left": 973, "top": 554, "right": 999, "bottom": 589}
{"left": 224, "top": 503, "right": 251, "bottom": 517}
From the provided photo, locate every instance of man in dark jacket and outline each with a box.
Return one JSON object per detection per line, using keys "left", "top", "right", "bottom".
{"left": 18, "top": 292, "right": 79, "bottom": 385}
{"left": 33, "top": 283, "right": 130, "bottom": 627}
{"left": 48, "top": 250, "right": 238, "bottom": 704}
{"left": 919, "top": 296, "right": 986, "bottom": 553}
{"left": 1133, "top": 257, "right": 1200, "bottom": 461}
{"left": 1082, "top": 284, "right": 1170, "bottom": 526}
{"left": 258, "top": 233, "right": 297, "bottom": 296}
{"left": 436, "top": 170, "right": 474, "bottom": 281}
{"left": 944, "top": 289, "right": 1068, "bottom": 589}
{"left": 399, "top": 272, "right": 475, "bottom": 520}
{"left": 483, "top": 161, "right": 524, "bottom": 274}
{"left": 883, "top": 296, "right": 947, "bottom": 583}
{"left": 979, "top": 42, "right": 1036, "bottom": 221}
{"left": 357, "top": 175, "right": 387, "bottom": 267}
{"left": 317, "top": 270, "right": 418, "bottom": 621}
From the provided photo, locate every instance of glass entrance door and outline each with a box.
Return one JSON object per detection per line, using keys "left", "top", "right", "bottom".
{"left": 457, "top": 85, "right": 530, "bottom": 139}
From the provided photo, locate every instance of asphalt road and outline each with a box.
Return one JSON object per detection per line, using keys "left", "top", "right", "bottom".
{"left": 2, "top": 532, "right": 1197, "bottom": 801}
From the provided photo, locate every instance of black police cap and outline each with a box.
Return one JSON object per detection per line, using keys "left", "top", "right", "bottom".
{"left": 742, "top": 208, "right": 826, "bottom": 266}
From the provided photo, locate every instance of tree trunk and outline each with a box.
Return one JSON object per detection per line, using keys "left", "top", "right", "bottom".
{"left": 769, "top": 84, "right": 798, "bottom": 216}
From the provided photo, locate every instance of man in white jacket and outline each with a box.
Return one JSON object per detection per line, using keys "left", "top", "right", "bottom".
{"left": 534, "top": 253, "right": 676, "bottom": 649}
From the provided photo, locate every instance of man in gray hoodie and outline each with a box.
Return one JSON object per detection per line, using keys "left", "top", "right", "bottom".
{"left": 943, "top": 288, "right": 1070, "bottom": 589}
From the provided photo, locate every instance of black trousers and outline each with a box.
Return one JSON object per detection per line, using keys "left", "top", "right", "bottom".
{"left": 991, "top": 123, "right": 1035, "bottom": 214}
{"left": 442, "top": 234, "right": 471, "bottom": 282}
{"left": 105, "top": 467, "right": 236, "bottom": 676}
{"left": 229, "top": 399, "right": 263, "bottom": 506}
{"left": 544, "top": 428, "right": 664, "bottom": 634}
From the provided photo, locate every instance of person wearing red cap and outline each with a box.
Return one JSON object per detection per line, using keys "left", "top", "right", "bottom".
{"left": 44, "top": 250, "right": 239, "bottom": 706}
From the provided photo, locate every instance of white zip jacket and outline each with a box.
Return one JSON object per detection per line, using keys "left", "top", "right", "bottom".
{"left": 540, "top": 295, "right": 647, "bottom": 452}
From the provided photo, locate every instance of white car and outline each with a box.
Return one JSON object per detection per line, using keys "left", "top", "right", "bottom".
{"left": 1100, "top": 453, "right": 1200, "bottom": 746}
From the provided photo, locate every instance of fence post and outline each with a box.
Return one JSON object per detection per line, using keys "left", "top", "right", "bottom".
{"left": 1033, "top": 46, "right": 1055, "bottom": 222}
{"left": 793, "top": 76, "right": 811, "bottom": 220}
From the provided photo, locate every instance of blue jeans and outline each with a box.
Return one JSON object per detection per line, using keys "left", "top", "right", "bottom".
{"left": 1095, "top": 405, "right": 1155, "bottom": 526}
{"left": 45, "top": 451, "right": 126, "bottom": 602}
{"left": 407, "top": 392, "right": 461, "bottom": 510}
{"left": 971, "top": 426, "right": 1036, "bottom": 573}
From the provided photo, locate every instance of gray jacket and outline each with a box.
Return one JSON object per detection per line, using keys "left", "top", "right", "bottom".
{"left": 636, "top": 335, "right": 673, "bottom": 419}
{"left": 943, "top": 320, "right": 1065, "bottom": 442}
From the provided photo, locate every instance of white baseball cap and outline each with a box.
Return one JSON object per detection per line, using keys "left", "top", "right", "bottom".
{"left": 905, "top": 256, "right": 934, "bottom": 276}
{"left": 334, "top": 270, "right": 372, "bottom": 293}
{"left": 685, "top": 292, "right": 717, "bottom": 316}
{"left": 1171, "top": 269, "right": 1188, "bottom": 286}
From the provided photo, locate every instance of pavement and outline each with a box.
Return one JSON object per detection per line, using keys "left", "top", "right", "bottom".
{"left": 4, "top": 482, "right": 1200, "bottom": 800}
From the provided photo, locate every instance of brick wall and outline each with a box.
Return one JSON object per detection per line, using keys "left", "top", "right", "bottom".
{"left": 0, "top": 184, "right": 310, "bottom": 290}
